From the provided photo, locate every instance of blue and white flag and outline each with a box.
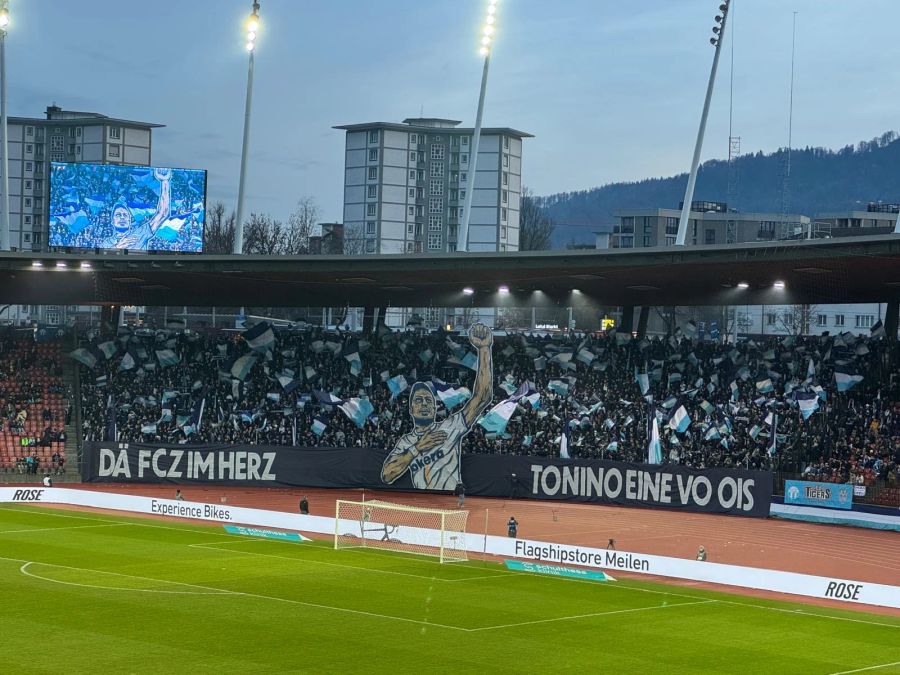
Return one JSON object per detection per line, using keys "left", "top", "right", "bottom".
{"left": 525, "top": 392, "right": 541, "bottom": 409}
{"left": 478, "top": 399, "right": 519, "bottom": 435}
{"left": 338, "top": 397, "right": 375, "bottom": 429}
{"left": 795, "top": 392, "right": 819, "bottom": 420}
{"left": 576, "top": 349, "right": 596, "bottom": 366}
{"left": 870, "top": 320, "right": 886, "bottom": 339}
{"left": 647, "top": 415, "right": 662, "bottom": 464}
{"left": 768, "top": 413, "right": 778, "bottom": 456}
{"left": 97, "top": 341, "right": 118, "bottom": 360}
{"left": 119, "top": 350, "right": 137, "bottom": 372}
{"left": 755, "top": 378, "right": 774, "bottom": 394}
{"left": 432, "top": 381, "right": 471, "bottom": 409}
{"left": 230, "top": 354, "right": 256, "bottom": 381}
{"left": 277, "top": 371, "right": 301, "bottom": 394}
{"left": 559, "top": 423, "right": 572, "bottom": 459}
{"left": 70, "top": 347, "right": 99, "bottom": 369}
{"left": 811, "top": 384, "right": 827, "bottom": 402}
{"left": 749, "top": 423, "right": 762, "bottom": 440}
{"left": 448, "top": 352, "right": 478, "bottom": 370}
{"left": 155, "top": 349, "right": 180, "bottom": 368}
{"left": 668, "top": 405, "right": 691, "bottom": 433}
{"left": 548, "top": 380, "right": 569, "bottom": 397}
{"left": 729, "top": 380, "right": 739, "bottom": 402}
{"left": 699, "top": 400, "right": 716, "bottom": 415}
{"left": 806, "top": 358, "right": 816, "bottom": 381}
{"left": 387, "top": 374, "right": 409, "bottom": 399}
{"left": 834, "top": 367, "right": 864, "bottom": 392}
{"left": 635, "top": 370, "right": 650, "bottom": 396}
{"left": 311, "top": 417, "right": 327, "bottom": 436}
{"left": 314, "top": 390, "right": 343, "bottom": 406}
{"left": 243, "top": 322, "right": 276, "bottom": 352}
{"left": 140, "top": 423, "right": 157, "bottom": 435}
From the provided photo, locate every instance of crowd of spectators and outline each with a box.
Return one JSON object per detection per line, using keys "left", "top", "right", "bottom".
{"left": 75, "top": 322, "right": 899, "bottom": 488}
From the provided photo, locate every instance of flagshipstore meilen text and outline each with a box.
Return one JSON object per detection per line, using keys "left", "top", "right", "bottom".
{"left": 515, "top": 540, "right": 650, "bottom": 572}
{"left": 529, "top": 464, "right": 758, "bottom": 512}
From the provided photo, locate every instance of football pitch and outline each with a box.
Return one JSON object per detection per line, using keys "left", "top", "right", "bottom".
{"left": 1, "top": 505, "right": 898, "bottom": 674}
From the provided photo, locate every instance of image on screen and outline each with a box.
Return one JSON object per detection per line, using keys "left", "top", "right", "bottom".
{"left": 49, "top": 162, "right": 207, "bottom": 252}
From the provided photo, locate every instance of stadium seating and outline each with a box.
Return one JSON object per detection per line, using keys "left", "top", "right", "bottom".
{"left": 72, "top": 324, "right": 899, "bottom": 500}
{"left": 0, "top": 336, "right": 69, "bottom": 475}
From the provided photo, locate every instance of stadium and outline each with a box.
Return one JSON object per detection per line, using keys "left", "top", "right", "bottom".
{"left": 1, "top": 1, "right": 900, "bottom": 674}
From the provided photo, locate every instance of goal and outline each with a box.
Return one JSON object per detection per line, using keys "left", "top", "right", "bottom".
{"left": 334, "top": 499, "right": 469, "bottom": 563}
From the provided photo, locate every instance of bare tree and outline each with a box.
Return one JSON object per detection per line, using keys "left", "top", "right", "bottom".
{"left": 343, "top": 222, "right": 367, "bottom": 255}
{"left": 283, "top": 198, "right": 319, "bottom": 254}
{"left": 203, "top": 202, "right": 236, "bottom": 254}
{"left": 241, "top": 198, "right": 320, "bottom": 255}
{"left": 519, "top": 187, "right": 556, "bottom": 251}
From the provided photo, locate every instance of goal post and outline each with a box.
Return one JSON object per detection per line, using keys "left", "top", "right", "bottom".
{"left": 334, "top": 499, "right": 469, "bottom": 563}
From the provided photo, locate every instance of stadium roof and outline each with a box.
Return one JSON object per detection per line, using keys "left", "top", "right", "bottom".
{"left": 1, "top": 235, "right": 898, "bottom": 308}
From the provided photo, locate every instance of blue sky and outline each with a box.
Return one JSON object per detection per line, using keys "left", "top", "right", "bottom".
{"left": 9, "top": 0, "right": 900, "bottom": 222}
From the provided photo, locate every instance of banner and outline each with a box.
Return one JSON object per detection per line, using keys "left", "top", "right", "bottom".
{"left": 82, "top": 443, "right": 771, "bottom": 518}
{"left": 784, "top": 480, "right": 853, "bottom": 510}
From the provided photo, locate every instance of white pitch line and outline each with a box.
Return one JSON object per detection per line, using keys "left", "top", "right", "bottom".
{"left": 469, "top": 600, "right": 718, "bottom": 632}
{"left": 828, "top": 661, "right": 900, "bottom": 675}
{"left": 190, "top": 541, "right": 506, "bottom": 583}
{"left": 0, "top": 523, "right": 128, "bottom": 535}
{"left": 0, "top": 555, "right": 467, "bottom": 632}
{"left": 19, "top": 562, "right": 231, "bottom": 595}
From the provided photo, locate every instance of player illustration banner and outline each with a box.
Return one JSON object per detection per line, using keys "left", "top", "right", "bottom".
{"left": 49, "top": 161, "right": 207, "bottom": 252}
{"left": 81, "top": 443, "right": 771, "bottom": 517}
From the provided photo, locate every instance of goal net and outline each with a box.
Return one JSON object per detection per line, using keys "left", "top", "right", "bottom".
{"left": 334, "top": 500, "right": 469, "bottom": 563}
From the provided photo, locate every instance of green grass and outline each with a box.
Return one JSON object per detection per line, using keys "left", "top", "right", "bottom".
{"left": 0, "top": 506, "right": 898, "bottom": 674}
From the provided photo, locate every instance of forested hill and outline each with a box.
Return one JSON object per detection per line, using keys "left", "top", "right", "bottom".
{"left": 539, "top": 131, "right": 900, "bottom": 248}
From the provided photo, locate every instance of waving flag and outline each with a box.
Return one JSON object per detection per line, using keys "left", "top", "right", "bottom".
{"left": 243, "top": 322, "right": 276, "bottom": 352}
{"left": 277, "top": 371, "right": 301, "bottom": 394}
{"left": 755, "top": 378, "right": 774, "bottom": 394}
{"left": 795, "top": 392, "right": 819, "bottom": 420}
{"left": 768, "top": 413, "right": 778, "bottom": 456}
{"left": 478, "top": 398, "right": 519, "bottom": 435}
{"left": 870, "top": 320, "right": 886, "bottom": 339}
{"left": 70, "top": 347, "right": 100, "bottom": 370}
{"left": 314, "top": 390, "right": 343, "bottom": 406}
{"left": 432, "top": 380, "right": 471, "bottom": 409}
{"left": 647, "top": 415, "right": 662, "bottom": 464}
{"left": 155, "top": 349, "right": 180, "bottom": 368}
{"left": 97, "top": 341, "right": 118, "bottom": 360}
{"left": 311, "top": 417, "right": 327, "bottom": 436}
{"left": 559, "top": 423, "right": 572, "bottom": 459}
{"left": 635, "top": 370, "right": 650, "bottom": 396}
{"left": 338, "top": 397, "right": 374, "bottom": 429}
{"left": 699, "top": 400, "right": 716, "bottom": 415}
{"left": 668, "top": 405, "right": 691, "bottom": 433}
{"left": 230, "top": 354, "right": 256, "bottom": 381}
{"left": 548, "top": 380, "right": 569, "bottom": 397}
{"left": 729, "top": 380, "right": 739, "bottom": 402}
{"left": 834, "top": 366, "right": 864, "bottom": 392}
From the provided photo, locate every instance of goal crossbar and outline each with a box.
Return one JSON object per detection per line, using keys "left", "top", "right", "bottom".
{"left": 334, "top": 499, "right": 469, "bottom": 564}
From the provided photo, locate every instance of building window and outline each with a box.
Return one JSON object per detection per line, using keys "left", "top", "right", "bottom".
{"left": 415, "top": 223, "right": 422, "bottom": 235}
{"left": 503, "top": 154, "right": 509, "bottom": 167}
{"left": 460, "top": 172, "right": 467, "bottom": 183}
{"left": 410, "top": 133, "right": 418, "bottom": 145}
{"left": 409, "top": 151, "right": 417, "bottom": 162}
{"left": 369, "top": 148, "right": 379, "bottom": 162}
{"left": 367, "top": 204, "right": 377, "bottom": 216}
{"left": 834, "top": 314, "right": 845, "bottom": 327}
{"left": 68, "top": 144, "right": 75, "bottom": 154}
{"left": 368, "top": 130, "right": 379, "bottom": 143}
{"left": 24, "top": 215, "right": 32, "bottom": 225}
{"left": 619, "top": 217, "right": 635, "bottom": 234}
{"left": 366, "top": 221, "right": 376, "bottom": 235}
{"left": 855, "top": 315, "right": 874, "bottom": 329}
{"left": 502, "top": 189, "right": 508, "bottom": 204}
{"left": 816, "top": 314, "right": 827, "bottom": 327}
{"left": 24, "top": 197, "right": 32, "bottom": 207}
{"left": 643, "top": 236, "right": 651, "bottom": 247}
{"left": 767, "top": 313, "right": 777, "bottom": 326}
{"left": 408, "top": 188, "right": 415, "bottom": 198}
{"left": 501, "top": 207, "right": 508, "bottom": 222}
{"left": 431, "top": 144, "right": 445, "bottom": 160}
{"left": 462, "top": 136, "right": 469, "bottom": 146}
{"left": 503, "top": 172, "right": 509, "bottom": 186}
{"left": 406, "top": 242, "right": 414, "bottom": 252}
{"left": 758, "top": 221, "right": 776, "bottom": 240}
{"left": 368, "top": 167, "right": 378, "bottom": 180}
{"left": 25, "top": 144, "right": 33, "bottom": 153}
{"left": 367, "top": 185, "right": 377, "bottom": 199}
{"left": 33, "top": 197, "right": 42, "bottom": 210}
{"left": 450, "top": 171, "right": 459, "bottom": 183}
{"left": 461, "top": 153, "right": 468, "bottom": 164}
{"left": 503, "top": 136, "right": 510, "bottom": 149}
{"left": 416, "top": 187, "right": 424, "bottom": 199}
{"left": 365, "top": 239, "right": 376, "bottom": 253}
{"left": 429, "top": 198, "right": 443, "bottom": 214}
{"left": 429, "top": 180, "right": 443, "bottom": 196}
{"left": 449, "top": 188, "right": 458, "bottom": 201}
{"left": 665, "top": 217, "right": 678, "bottom": 235}
{"left": 109, "top": 127, "right": 121, "bottom": 139}
{"left": 26, "top": 126, "right": 33, "bottom": 136}
{"left": 76, "top": 128, "right": 81, "bottom": 137}
{"left": 408, "top": 206, "right": 415, "bottom": 216}
{"left": 416, "top": 169, "right": 424, "bottom": 181}
{"left": 460, "top": 189, "right": 467, "bottom": 200}
{"left": 431, "top": 162, "right": 444, "bottom": 178}
{"left": 665, "top": 236, "right": 676, "bottom": 246}
{"left": 24, "top": 180, "right": 32, "bottom": 190}
{"left": 427, "top": 233, "right": 442, "bottom": 250}
{"left": 619, "top": 236, "right": 634, "bottom": 248}
{"left": 704, "top": 229, "right": 716, "bottom": 244}
{"left": 23, "top": 232, "right": 31, "bottom": 243}
{"left": 25, "top": 162, "right": 32, "bottom": 172}
{"left": 109, "top": 145, "right": 121, "bottom": 158}
{"left": 415, "top": 205, "right": 423, "bottom": 217}
{"left": 501, "top": 226, "right": 507, "bottom": 239}
{"left": 428, "top": 215, "right": 442, "bottom": 232}
{"left": 76, "top": 146, "right": 81, "bottom": 154}
{"left": 450, "top": 152, "right": 459, "bottom": 165}
{"left": 407, "top": 223, "right": 414, "bottom": 236}
{"left": 408, "top": 169, "right": 416, "bottom": 179}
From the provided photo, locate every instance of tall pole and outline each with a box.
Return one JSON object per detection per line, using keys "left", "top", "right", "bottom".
{"left": 233, "top": 1, "right": 260, "bottom": 255}
{"left": 458, "top": 0, "right": 499, "bottom": 253}
{"left": 675, "top": 1, "right": 731, "bottom": 246}
{"left": 0, "top": 2, "right": 10, "bottom": 252}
